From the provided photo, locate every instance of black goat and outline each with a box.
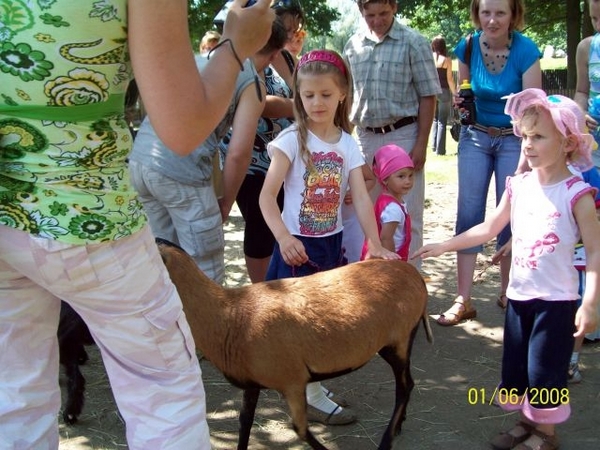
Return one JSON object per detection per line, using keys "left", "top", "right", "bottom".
{"left": 58, "top": 301, "right": 94, "bottom": 424}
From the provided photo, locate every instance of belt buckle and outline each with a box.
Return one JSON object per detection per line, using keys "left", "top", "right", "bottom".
{"left": 487, "top": 127, "right": 502, "bottom": 137}
{"left": 378, "top": 126, "right": 387, "bottom": 134}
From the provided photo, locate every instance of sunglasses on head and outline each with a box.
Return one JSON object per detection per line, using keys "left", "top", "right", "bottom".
{"left": 245, "top": 0, "right": 296, "bottom": 9}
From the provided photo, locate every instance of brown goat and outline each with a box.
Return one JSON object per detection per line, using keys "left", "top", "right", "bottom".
{"left": 157, "top": 238, "right": 433, "bottom": 450}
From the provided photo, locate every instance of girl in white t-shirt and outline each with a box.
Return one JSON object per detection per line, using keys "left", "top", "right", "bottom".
{"left": 412, "top": 89, "right": 600, "bottom": 450}
{"left": 259, "top": 49, "right": 398, "bottom": 426}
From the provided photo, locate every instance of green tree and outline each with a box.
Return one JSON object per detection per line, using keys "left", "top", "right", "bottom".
{"left": 402, "top": 0, "right": 592, "bottom": 88}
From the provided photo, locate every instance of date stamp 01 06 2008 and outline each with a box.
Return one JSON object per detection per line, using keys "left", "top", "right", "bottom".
{"left": 467, "top": 387, "right": 570, "bottom": 406}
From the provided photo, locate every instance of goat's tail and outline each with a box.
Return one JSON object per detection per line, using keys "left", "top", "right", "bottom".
{"left": 422, "top": 312, "right": 434, "bottom": 344}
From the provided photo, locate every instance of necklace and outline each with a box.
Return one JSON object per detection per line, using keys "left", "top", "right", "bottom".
{"left": 481, "top": 32, "right": 513, "bottom": 73}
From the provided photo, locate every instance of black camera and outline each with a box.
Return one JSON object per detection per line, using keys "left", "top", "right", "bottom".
{"left": 214, "top": 1, "right": 294, "bottom": 27}
{"left": 214, "top": 1, "right": 258, "bottom": 27}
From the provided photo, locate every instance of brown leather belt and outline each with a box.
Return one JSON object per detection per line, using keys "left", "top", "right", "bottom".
{"left": 365, "top": 116, "right": 417, "bottom": 134}
{"left": 472, "top": 123, "right": 513, "bottom": 137}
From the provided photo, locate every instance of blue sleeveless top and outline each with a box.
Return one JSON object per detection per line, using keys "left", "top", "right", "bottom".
{"left": 454, "top": 31, "right": 541, "bottom": 127}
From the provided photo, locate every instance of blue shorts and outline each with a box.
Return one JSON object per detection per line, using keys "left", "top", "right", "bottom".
{"left": 266, "top": 231, "right": 346, "bottom": 280}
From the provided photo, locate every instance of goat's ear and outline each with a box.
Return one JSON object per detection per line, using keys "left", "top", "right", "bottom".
{"left": 155, "top": 237, "right": 186, "bottom": 253}
{"left": 155, "top": 238, "right": 171, "bottom": 265}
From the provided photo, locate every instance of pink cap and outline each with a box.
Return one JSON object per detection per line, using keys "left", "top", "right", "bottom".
{"left": 373, "top": 144, "right": 414, "bottom": 185}
{"left": 504, "top": 88, "right": 596, "bottom": 172}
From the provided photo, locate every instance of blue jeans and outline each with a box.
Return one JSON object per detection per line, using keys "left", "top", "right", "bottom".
{"left": 432, "top": 88, "right": 452, "bottom": 155}
{"left": 456, "top": 126, "right": 521, "bottom": 253}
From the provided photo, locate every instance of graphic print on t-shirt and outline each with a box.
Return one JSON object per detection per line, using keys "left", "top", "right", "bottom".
{"left": 299, "top": 151, "right": 342, "bottom": 235}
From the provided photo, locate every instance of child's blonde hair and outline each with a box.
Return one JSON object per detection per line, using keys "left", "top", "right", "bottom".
{"left": 505, "top": 88, "right": 596, "bottom": 171}
{"left": 200, "top": 30, "right": 221, "bottom": 54}
{"left": 292, "top": 49, "right": 353, "bottom": 172}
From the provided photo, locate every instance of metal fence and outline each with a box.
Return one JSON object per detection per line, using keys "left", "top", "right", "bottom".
{"left": 541, "top": 69, "right": 573, "bottom": 97}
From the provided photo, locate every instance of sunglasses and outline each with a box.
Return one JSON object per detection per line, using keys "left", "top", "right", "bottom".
{"left": 245, "top": 0, "right": 296, "bottom": 9}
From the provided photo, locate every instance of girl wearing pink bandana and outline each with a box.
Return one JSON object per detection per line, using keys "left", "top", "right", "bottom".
{"left": 360, "top": 144, "right": 414, "bottom": 261}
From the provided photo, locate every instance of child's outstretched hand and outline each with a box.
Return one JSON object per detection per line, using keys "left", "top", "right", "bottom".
{"left": 278, "top": 234, "right": 309, "bottom": 266}
{"left": 491, "top": 238, "right": 512, "bottom": 265}
{"left": 410, "top": 243, "right": 445, "bottom": 260}
{"left": 364, "top": 243, "right": 400, "bottom": 260}
{"left": 574, "top": 303, "right": 599, "bottom": 338}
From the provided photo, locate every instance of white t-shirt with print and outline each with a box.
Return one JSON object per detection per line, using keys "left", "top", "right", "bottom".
{"left": 268, "top": 126, "right": 365, "bottom": 237}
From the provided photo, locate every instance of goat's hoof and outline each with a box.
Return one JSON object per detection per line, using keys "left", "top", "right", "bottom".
{"left": 62, "top": 412, "right": 79, "bottom": 425}
{"left": 77, "top": 349, "right": 89, "bottom": 365}
{"left": 307, "top": 405, "right": 357, "bottom": 425}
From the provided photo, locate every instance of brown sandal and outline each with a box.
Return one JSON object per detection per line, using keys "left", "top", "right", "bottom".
{"left": 436, "top": 296, "right": 477, "bottom": 326}
{"left": 490, "top": 421, "right": 534, "bottom": 450}
{"left": 497, "top": 294, "right": 508, "bottom": 309}
{"left": 513, "top": 429, "right": 559, "bottom": 450}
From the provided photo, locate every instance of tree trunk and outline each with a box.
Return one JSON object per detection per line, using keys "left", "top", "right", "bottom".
{"left": 582, "top": 0, "right": 594, "bottom": 37}
{"left": 566, "top": 0, "right": 582, "bottom": 89}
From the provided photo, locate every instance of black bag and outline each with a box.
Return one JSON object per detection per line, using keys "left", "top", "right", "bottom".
{"left": 450, "top": 111, "right": 461, "bottom": 142}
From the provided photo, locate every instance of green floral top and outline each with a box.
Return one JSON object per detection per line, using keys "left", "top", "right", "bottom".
{"left": 0, "top": 0, "right": 146, "bottom": 244}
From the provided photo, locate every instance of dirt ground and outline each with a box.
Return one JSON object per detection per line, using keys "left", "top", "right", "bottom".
{"left": 58, "top": 156, "right": 600, "bottom": 449}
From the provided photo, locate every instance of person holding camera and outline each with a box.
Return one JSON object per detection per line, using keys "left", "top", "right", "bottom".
{"left": 0, "top": 1, "right": 274, "bottom": 448}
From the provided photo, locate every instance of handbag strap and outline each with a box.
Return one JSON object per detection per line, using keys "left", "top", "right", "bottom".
{"left": 281, "top": 49, "right": 296, "bottom": 76}
{"left": 465, "top": 33, "right": 473, "bottom": 68}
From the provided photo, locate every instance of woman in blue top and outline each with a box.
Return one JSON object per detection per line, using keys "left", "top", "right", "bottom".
{"left": 437, "top": 0, "right": 542, "bottom": 326}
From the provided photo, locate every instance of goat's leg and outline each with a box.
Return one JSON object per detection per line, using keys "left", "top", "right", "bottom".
{"left": 237, "top": 388, "right": 260, "bottom": 450}
{"left": 284, "top": 386, "right": 329, "bottom": 450}
{"left": 377, "top": 345, "right": 415, "bottom": 450}
{"left": 62, "top": 361, "right": 86, "bottom": 425}
{"left": 302, "top": 428, "right": 329, "bottom": 450}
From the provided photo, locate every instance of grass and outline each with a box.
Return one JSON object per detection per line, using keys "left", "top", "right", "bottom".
{"left": 540, "top": 57, "right": 567, "bottom": 70}
{"left": 425, "top": 131, "right": 459, "bottom": 185}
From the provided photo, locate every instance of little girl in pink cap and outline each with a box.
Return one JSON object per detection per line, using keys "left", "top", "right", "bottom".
{"left": 413, "top": 88, "right": 600, "bottom": 450}
{"left": 361, "top": 144, "right": 415, "bottom": 261}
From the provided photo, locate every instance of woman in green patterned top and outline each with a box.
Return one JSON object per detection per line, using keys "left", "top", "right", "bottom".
{"left": 0, "top": 1, "right": 274, "bottom": 448}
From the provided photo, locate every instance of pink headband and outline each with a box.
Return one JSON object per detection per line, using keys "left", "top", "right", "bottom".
{"left": 298, "top": 50, "right": 347, "bottom": 76}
